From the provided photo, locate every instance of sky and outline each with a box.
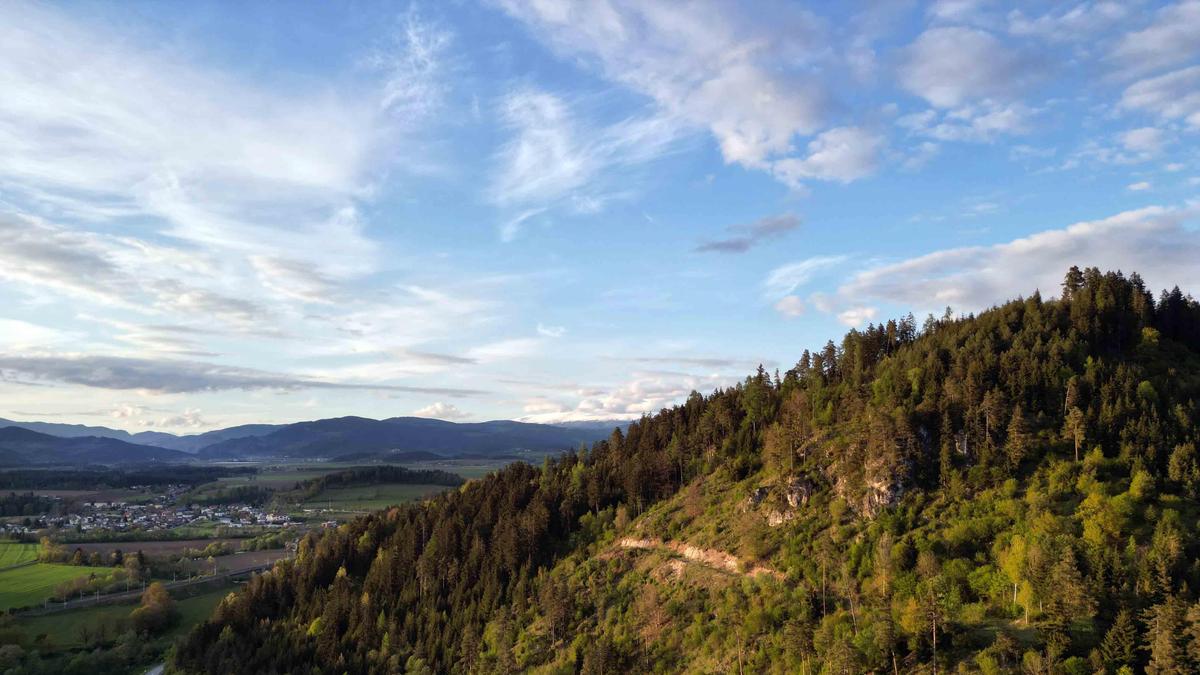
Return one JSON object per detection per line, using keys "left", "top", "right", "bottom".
{"left": 0, "top": 0, "right": 1198, "bottom": 432}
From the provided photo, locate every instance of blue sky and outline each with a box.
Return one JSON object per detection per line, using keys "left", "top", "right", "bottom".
{"left": 0, "top": 0, "right": 1197, "bottom": 431}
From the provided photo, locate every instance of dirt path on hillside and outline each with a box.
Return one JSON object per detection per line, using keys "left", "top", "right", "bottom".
{"left": 615, "top": 537, "right": 783, "bottom": 580}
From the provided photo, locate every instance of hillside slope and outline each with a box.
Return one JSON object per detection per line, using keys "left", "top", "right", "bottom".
{"left": 172, "top": 268, "right": 1200, "bottom": 674}
{"left": 0, "top": 427, "right": 192, "bottom": 465}
{"left": 0, "top": 418, "right": 284, "bottom": 453}
{"left": 198, "top": 416, "right": 611, "bottom": 459}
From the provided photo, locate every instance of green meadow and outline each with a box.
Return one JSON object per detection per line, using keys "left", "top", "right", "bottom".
{"left": 0, "top": 563, "right": 114, "bottom": 611}
{"left": 0, "top": 541, "right": 37, "bottom": 569}
{"left": 13, "top": 584, "right": 231, "bottom": 651}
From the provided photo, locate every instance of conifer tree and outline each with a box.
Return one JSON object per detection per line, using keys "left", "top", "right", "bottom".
{"left": 1143, "top": 596, "right": 1189, "bottom": 675}
{"left": 1006, "top": 404, "right": 1031, "bottom": 470}
{"left": 1100, "top": 609, "right": 1138, "bottom": 669}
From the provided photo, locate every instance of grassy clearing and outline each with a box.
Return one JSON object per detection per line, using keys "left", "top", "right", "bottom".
{"left": 0, "top": 541, "right": 37, "bottom": 568}
{"left": 0, "top": 563, "right": 114, "bottom": 610}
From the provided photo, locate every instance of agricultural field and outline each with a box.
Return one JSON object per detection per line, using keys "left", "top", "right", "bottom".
{"left": 16, "top": 487, "right": 157, "bottom": 503}
{"left": 0, "top": 541, "right": 37, "bottom": 568}
{"left": 403, "top": 459, "right": 511, "bottom": 480}
{"left": 204, "top": 467, "right": 334, "bottom": 490}
{"left": 0, "top": 563, "right": 114, "bottom": 611}
{"left": 13, "top": 583, "right": 233, "bottom": 652}
{"left": 66, "top": 538, "right": 241, "bottom": 557}
{"left": 177, "top": 548, "right": 288, "bottom": 575}
{"left": 299, "top": 483, "right": 451, "bottom": 517}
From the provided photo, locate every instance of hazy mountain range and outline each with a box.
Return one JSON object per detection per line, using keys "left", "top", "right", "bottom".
{"left": 0, "top": 416, "right": 627, "bottom": 466}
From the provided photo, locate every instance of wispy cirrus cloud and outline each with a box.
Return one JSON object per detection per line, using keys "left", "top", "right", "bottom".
{"left": 0, "top": 2, "right": 386, "bottom": 279}
{"left": 0, "top": 215, "right": 272, "bottom": 332}
{"left": 494, "top": 0, "right": 880, "bottom": 190}
{"left": 764, "top": 255, "right": 848, "bottom": 299}
{"left": 618, "top": 355, "right": 768, "bottom": 370}
{"left": 489, "top": 87, "right": 683, "bottom": 234}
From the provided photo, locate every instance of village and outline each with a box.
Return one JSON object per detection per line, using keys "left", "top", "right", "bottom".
{"left": 0, "top": 485, "right": 298, "bottom": 537}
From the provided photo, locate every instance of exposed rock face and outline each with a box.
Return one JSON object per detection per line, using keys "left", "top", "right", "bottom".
{"left": 746, "top": 486, "right": 770, "bottom": 508}
{"left": 616, "top": 537, "right": 783, "bottom": 579}
{"left": 849, "top": 448, "right": 907, "bottom": 519}
{"left": 860, "top": 474, "right": 903, "bottom": 519}
{"left": 765, "top": 510, "right": 793, "bottom": 527}
{"left": 750, "top": 476, "right": 818, "bottom": 526}
{"left": 785, "top": 477, "right": 814, "bottom": 508}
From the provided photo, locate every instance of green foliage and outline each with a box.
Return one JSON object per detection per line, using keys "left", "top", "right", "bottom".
{"left": 168, "top": 269, "right": 1200, "bottom": 674}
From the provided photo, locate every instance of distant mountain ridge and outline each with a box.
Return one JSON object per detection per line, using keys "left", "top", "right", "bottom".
{"left": 0, "top": 417, "right": 282, "bottom": 452}
{"left": 0, "top": 416, "right": 617, "bottom": 462}
{"left": 0, "top": 426, "right": 191, "bottom": 466}
{"left": 198, "top": 416, "right": 611, "bottom": 459}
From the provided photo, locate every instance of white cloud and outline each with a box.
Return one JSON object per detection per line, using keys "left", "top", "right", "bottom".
{"left": 1119, "top": 127, "right": 1165, "bottom": 156}
{"left": 536, "top": 323, "right": 567, "bottom": 338}
{"left": 319, "top": 284, "right": 495, "bottom": 358}
{"left": 519, "top": 369, "right": 740, "bottom": 423}
{"left": 764, "top": 256, "right": 848, "bottom": 299}
{"left": 773, "top": 296, "right": 806, "bottom": 318}
{"left": 1128, "top": 181, "right": 1152, "bottom": 191}
{"left": 928, "top": 0, "right": 995, "bottom": 25}
{"left": 465, "top": 337, "right": 543, "bottom": 363}
{"left": 412, "top": 402, "right": 471, "bottom": 420}
{"left": 494, "top": 0, "right": 832, "bottom": 175}
{"left": 0, "top": 215, "right": 272, "bottom": 331}
{"left": 0, "top": 320, "right": 70, "bottom": 351}
{"left": 902, "top": 141, "right": 942, "bottom": 170}
{"left": 499, "top": 208, "right": 546, "bottom": 243}
{"left": 521, "top": 398, "right": 569, "bottom": 416}
{"left": 1008, "top": 3, "right": 1128, "bottom": 42}
{"left": 835, "top": 205, "right": 1200, "bottom": 314}
{"left": 770, "top": 127, "right": 885, "bottom": 186}
{"left": 0, "top": 3, "right": 396, "bottom": 280}
{"left": 837, "top": 306, "right": 879, "bottom": 327}
{"left": 900, "top": 102, "right": 1034, "bottom": 142}
{"left": 143, "top": 408, "right": 208, "bottom": 429}
{"left": 372, "top": 8, "right": 454, "bottom": 121}
{"left": 1120, "top": 66, "right": 1200, "bottom": 128}
{"left": 0, "top": 3, "right": 518, "bottom": 395}
{"left": 900, "top": 26, "right": 1035, "bottom": 108}
{"left": 489, "top": 88, "right": 681, "bottom": 215}
{"left": 249, "top": 256, "right": 339, "bottom": 305}
{"left": 1109, "top": 1, "right": 1200, "bottom": 77}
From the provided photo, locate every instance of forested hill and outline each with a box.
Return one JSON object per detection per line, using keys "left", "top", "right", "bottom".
{"left": 171, "top": 268, "right": 1200, "bottom": 674}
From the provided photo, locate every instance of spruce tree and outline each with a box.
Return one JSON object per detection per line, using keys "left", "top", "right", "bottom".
{"left": 1006, "top": 404, "right": 1030, "bottom": 470}
{"left": 1099, "top": 609, "right": 1137, "bottom": 669}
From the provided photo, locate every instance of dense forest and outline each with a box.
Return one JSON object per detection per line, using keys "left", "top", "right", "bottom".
{"left": 0, "top": 466, "right": 255, "bottom": 491}
{"left": 160, "top": 268, "right": 1200, "bottom": 674}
